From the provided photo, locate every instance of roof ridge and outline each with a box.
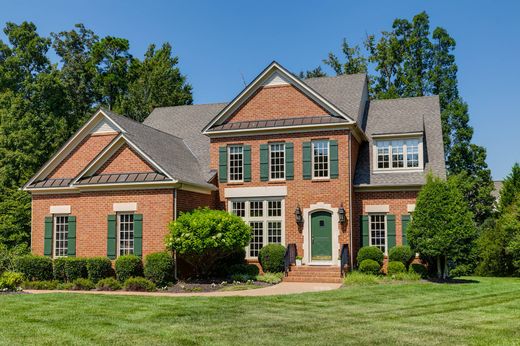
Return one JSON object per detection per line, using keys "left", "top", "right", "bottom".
{"left": 305, "top": 73, "right": 367, "bottom": 81}
{"left": 153, "top": 102, "right": 228, "bottom": 110}
{"left": 370, "top": 95, "right": 439, "bottom": 103}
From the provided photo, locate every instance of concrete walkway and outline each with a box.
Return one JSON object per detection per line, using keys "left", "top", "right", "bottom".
{"left": 26, "top": 282, "right": 341, "bottom": 297}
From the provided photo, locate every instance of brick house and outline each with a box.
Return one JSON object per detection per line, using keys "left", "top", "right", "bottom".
{"left": 24, "top": 61, "right": 445, "bottom": 278}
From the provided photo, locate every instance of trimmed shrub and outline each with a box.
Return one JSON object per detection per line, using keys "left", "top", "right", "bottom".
{"left": 0, "top": 271, "right": 24, "bottom": 291}
{"left": 228, "top": 263, "right": 260, "bottom": 277}
{"left": 343, "top": 271, "right": 379, "bottom": 285}
{"left": 54, "top": 258, "right": 88, "bottom": 282}
{"left": 388, "top": 246, "right": 414, "bottom": 266}
{"left": 115, "top": 255, "right": 143, "bottom": 282}
{"left": 22, "top": 280, "right": 59, "bottom": 290}
{"left": 144, "top": 252, "right": 174, "bottom": 286}
{"left": 255, "top": 272, "right": 283, "bottom": 284}
{"left": 96, "top": 277, "right": 122, "bottom": 291}
{"left": 387, "top": 261, "right": 406, "bottom": 275}
{"left": 123, "top": 277, "right": 156, "bottom": 292}
{"left": 230, "top": 273, "right": 254, "bottom": 282}
{"left": 409, "top": 263, "right": 428, "bottom": 278}
{"left": 86, "top": 257, "right": 114, "bottom": 283}
{"left": 71, "top": 278, "right": 95, "bottom": 291}
{"left": 357, "top": 246, "right": 384, "bottom": 266}
{"left": 57, "top": 282, "right": 74, "bottom": 290}
{"left": 258, "top": 244, "right": 286, "bottom": 273}
{"left": 14, "top": 255, "right": 53, "bottom": 281}
{"left": 359, "top": 259, "right": 381, "bottom": 275}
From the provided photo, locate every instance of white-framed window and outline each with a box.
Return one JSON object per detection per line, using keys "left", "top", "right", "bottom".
{"left": 269, "top": 143, "right": 285, "bottom": 180}
{"left": 228, "top": 145, "right": 244, "bottom": 182}
{"left": 312, "top": 140, "right": 329, "bottom": 179}
{"left": 369, "top": 214, "right": 386, "bottom": 254}
{"left": 54, "top": 215, "right": 69, "bottom": 258}
{"left": 230, "top": 198, "right": 285, "bottom": 258}
{"left": 118, "top": 213, "right": 134, "bottom": 256}
{"left": 374, "top": 138, "right": 422, "bottom": 171}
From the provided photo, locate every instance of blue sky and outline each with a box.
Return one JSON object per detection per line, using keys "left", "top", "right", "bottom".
{"left": 1, "top": 0, "right": 518, "bottom": 179}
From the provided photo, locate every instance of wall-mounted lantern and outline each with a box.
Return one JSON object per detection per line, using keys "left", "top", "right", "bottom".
{"left": 338, "top": 203, "right": 346, "bottom": 225}
{"left": 294, "top": 205, "right": 304, "bottom": 226}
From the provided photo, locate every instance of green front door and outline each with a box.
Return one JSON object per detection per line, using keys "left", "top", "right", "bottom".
{"left": 311, "top": 211, "right": 332, "bottom": 261}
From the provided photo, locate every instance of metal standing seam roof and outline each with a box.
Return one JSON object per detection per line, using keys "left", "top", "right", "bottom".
{"left": 207, "top": 115, "right": 349, "bottom": 132}
{"left": 75, "top": 172, "right": 169, "bottom": 185}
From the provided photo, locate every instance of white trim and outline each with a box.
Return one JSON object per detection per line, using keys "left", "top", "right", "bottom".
{"left": 227, "top": 145, "right": 244, "bottom": 183}
{"left": 368, "top": 214, "right": 388, "bottom": 255}
{"left": 268, "top": 142, "right": 286, "bottom": 181}
{"left": 224, "top": 186, "right": 287, "bottom": 198}
{"left": 113, "top": 203, "right": 137, "bottom": 212}
{"left": 311, "top": 140, "right": 330, "bottom": 180}
{"left": 371, "top": 132, "right": 423, "bottom": 139}
{"left": 365, "top": 205, "right": 390, "bottom": 213}
{"left": 202, "top": 61, "right": 355, "bottom": 133}
{"left": 407, "top": 204, "right": 416, "bottom": 213}
{"left": 373, "top": 137, "right": 424, "bottom": 173}
{"left": 302, "top": 202, "right": 339, "bottom": 265}
{"left": 50, "top": 205, "right": 71, "bottom": 214}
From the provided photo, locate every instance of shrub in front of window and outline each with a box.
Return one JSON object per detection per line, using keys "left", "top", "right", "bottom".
{"left": 144, "top": 252, "right": 175, "bottom": 286}
{"left": 357, "top": 246, "right": 384, "bottom": 266}
{"left": 228, "top": 263, "right": 260, "bottom": 277}
{"left": 123, "top": 277, "right": 156, "bottom": 292}
{"left": 165, "top": 208, "right": 251, "bottom": 277}
{"left": 86, "top": 257, "right": 114, "bottom": 283}
{"left": 96, "top": 277, "right": 122, "bottom": 291}
{"left": 387, "top": 261, "right": 406, "bottom": 275}
{"left": 71, "top": 278, "right": 95, "bottom": 291}
{"left": 53, "top": 257, "right": 88, "bottom": 282}
{"left": 358, "top": 259, "right": 381, "bottom": 275}
{"left": 0, "top": 271, "right": 24, "bottom": 291}
{"left": 22, "top": 280, "right": 59, "bottom": 290}
{"left": 14, "top": 255, "right": 53, "bottom": 281}
{"left": 388, "top": 246, "right": 414, "bottom": 267}
{"left": 258, "top": 244, "right": 286, "bottom": 273}
{"left": 115, "top": 255, "right": 143, "bottom": 282}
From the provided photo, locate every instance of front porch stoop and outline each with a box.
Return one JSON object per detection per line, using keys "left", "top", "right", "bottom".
{"left": 284, "top": 265, "right": 343, "bottom": 283}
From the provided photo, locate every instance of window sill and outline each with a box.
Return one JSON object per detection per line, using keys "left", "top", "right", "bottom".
{"left": 268, "top": 180, "right": 286, "bottom": 184}
{"left": 311, "top": 178, "right": 331, "bottom": 182}
{"left": 226, "top": 182, "right": 244, "bottom": 186}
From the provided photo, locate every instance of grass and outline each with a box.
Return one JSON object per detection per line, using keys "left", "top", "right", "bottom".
{"left": 1, "top": 277, "right": 519, "bottom": 345}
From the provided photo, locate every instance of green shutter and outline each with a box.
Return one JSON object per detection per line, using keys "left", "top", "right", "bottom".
{"left": 361, "top": 215, "right": 369, "bottom": 248}
{"left": 243, "top": 145, "right": 251, "bottom": 182}
{"left": 218, "top": 146, "right": 227, "bottom": 183}
{"left": 67, "top": 216, "right": 76, "bottom": 257}
{"left": 401, "top": 215, "right": 410, "bottom": 245}
{"left": 302, "top": 142, "right": 312, "bottom": 180}
{"left": 134, "top": 214, "right": 143, "bottom": 257}
{"left": 285, "top": 142, "right": 294, "bottom": 180}
{"left": 107, "top": 215, "right": 117, "bottom": 260}
{"left": 260, "top": 144, "right": 269, "bottom": 181}
{"left": 387, "top": 214, "right": 396, "bottom": 251}
{"left": 329, "top": 140, "right": 339, "bottom": 179}
{"left": 44, "top": 217, "right": 53, "bottom": 257}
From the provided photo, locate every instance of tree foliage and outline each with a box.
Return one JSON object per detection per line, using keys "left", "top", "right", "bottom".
{"left": 408, "top": 175, "right": 477, "bottom": 279}
{"left": 499, "top": 163, "right": 520, "bottom": 212}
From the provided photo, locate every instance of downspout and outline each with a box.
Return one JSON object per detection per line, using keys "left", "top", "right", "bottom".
{"left": 348, "top": 133, "right": 354, "bottom": 270}
{"left": 173, "top": 187, "right": 178, "bottom": 281}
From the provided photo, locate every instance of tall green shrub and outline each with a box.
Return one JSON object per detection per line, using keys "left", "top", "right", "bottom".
{"left": 86, "top": 257, "right": 114, "bottom": 283}
{"left": 258, "top": 244, "right": 285, "bottom": 273}
{"left": 357, "top": 246, "right": 384, "bottom": 266}
{"left": 115, "top": 255, "right": 143, "bottom": 282}
{"left": 144, "top": 252, "right": 174, "bottom": 286}
{"left": 388, "top": 246, "right": 413, "bottom": 266}
{"left": 14, "top": 255, "right": 53, "bottom": 281}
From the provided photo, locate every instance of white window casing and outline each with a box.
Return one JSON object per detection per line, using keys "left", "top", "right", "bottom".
{"left": 53, "top": 215, "right": 69, "bottom": 258}
{"left": 269, "top": 142, "right": 285, "bottom": 181}
{"left": 113, "top": 203, "right": 138, "bottom": 212}
{"left": 365, "top": 205, "right": 390, "bottom": 213}
{"left": 50, "top": 205, "right": 71, "bottom": 214}
{"left": 369, "top": 214, "right": 387, "bottom": 254}
{"left": 224, "top": 186, "right": 287, "bottom": 198}
{"left": 407, "top": 204, "right": 416, "bottom": 213}
{"left": 228, "top": 145, "right": 244, "bottom": 182}
{"left": 312, "top": 140, "right": 330, "bottom": 179}
{"left": 373, "top": 137, "right": 424, "bottom": 173}
{"left": 118, "top": 213, "right": 134, "bottom": 256}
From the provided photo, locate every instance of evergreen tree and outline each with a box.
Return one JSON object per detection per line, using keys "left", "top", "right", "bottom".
{"left": 499, "top": 163, "right": 520, "bottom": 211}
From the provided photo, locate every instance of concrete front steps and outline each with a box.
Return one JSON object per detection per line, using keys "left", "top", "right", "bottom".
{"left": 283, "top": 265, "right": 343, "bottom": 283}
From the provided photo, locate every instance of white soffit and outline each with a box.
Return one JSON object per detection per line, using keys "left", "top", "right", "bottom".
{"left": 365, "top": 205, "right": 390, "bottom": 213}
{"left": 113, "top": 203, "right": 137, "bottom": 212}
{"left": 225, "top": 186, "right": 287, "bottom": 198}
{"left": 50, "top": 205, "right": 71, "bottom": 214}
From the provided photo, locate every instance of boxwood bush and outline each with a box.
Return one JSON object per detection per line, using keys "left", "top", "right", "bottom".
{"left": 123, "top": 277, "right": 156, "bottom": 292}
{"left": 144, "top": 252, "right": 174, "bottom": 286}
{"left": 357, "top": 246, "right": 384, "bottom": 266}
{"left": 115, "top": 255, "right": 143, "bottom": 282}
{"left": 86, "top": 257, "right": 114, "bottom": 283}
{"left": 388, "top": 246, "right": 414, "bottom": 266}
{"left": 358, "top": 259, "right": 381, "bottom": 275}
{"left": 96, "top": 277, "right": 122, "bottom": 291}
{"left": 71, "top": 278, "right": 95, "bottom": 291}
{"left": 258, "top": 244, "right": 286, "bottom": 273}
{"left": 14, "top": 255, "right": 53, "bottom": 281}
{"left": 387, "top": 261, "right": 406, "bottom": 275}
{"left": 54, "top": 258, "right": 88, "bottom": 282}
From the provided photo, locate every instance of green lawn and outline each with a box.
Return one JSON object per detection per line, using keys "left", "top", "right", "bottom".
{"left": 1, "top": 277, "right": 519, "bottom": 345}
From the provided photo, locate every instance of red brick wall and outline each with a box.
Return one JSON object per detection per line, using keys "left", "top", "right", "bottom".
{"left": 227, "top": 85, "right": 328, "bottom": 123}
{"left": 176, "top": 189, "right": 215, "bottom": 216}
{"left": 352, "top": 190, "right": 418, "bottom": 259}
{"left": 210, "top": 130, "right": 352, "bottom": 259}
{"left": 48, "top": 133, "right": 117, "bottom": 179}
{"left": 97, "top": 144, "right": 155, "bottom": 174}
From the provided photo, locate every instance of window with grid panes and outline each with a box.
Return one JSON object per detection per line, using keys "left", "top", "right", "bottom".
{"left": 406, "top": 139, "right": 419, "bottom": 167}
{"left": 369, "top": 214, "right": 386, "bottom": 253}
{"left": 228, "top": 145, "right": 243, "bottom": 182}
{"left": 376, "top": 139, "right": 422, "bottom": 170}
{"left": 54, "top": 216, "right": 68, "bottom": 257}
{"left": 118, "top": 214, "right": 134, "bottom": 256}
{"left": 312, "top": 141, "right": 329, "bottom": 178}
{"left": 269, "top": 143, "right": 285, "bottom": 180}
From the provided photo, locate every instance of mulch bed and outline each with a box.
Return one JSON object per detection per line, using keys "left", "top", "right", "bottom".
{"left": 165, "top": 280, "right": 271, "bottom": 293}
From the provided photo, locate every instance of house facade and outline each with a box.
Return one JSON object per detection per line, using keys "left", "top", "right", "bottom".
{"left": 24, "top": 62, "right": 445, "bottom": 273}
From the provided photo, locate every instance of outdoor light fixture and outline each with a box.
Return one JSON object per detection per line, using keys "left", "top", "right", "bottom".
{"left": 338, "top": 203, "right": 346, "bottom": 224}
{"left": 294, "top": 205, "right": 304, "bottom": 226}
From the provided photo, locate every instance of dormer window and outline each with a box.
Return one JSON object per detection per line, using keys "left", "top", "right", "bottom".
{"left": 374, "top": 138, "right": 423, "bottom": 172}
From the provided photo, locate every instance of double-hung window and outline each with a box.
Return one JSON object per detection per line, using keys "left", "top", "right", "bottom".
{"left": 230, "top": 199, "right": 284, "bottom": 258}
{"left": 312, "top": 141, "right": 329, "bottom": 179}
{"left": 369, "top": 214, "right": 386, "bottom": 254}
{"left": 118, "top": 213, "right": 134, "bottom": 256}
{"left": 375, "top": 138, "right": 422, "bottom": 171}
{"left": 228, "top": 145, "right": 244, "bottom": 182}
{"left": 54, "top": 215, "right": 69, "bottom": 257}
{"left": 269, "top": 143, "right": 285, "bottom": 180}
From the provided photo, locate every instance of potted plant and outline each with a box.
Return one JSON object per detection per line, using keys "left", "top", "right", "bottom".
{"left": 295, "top": 256, "right": 303, "bottom": 266}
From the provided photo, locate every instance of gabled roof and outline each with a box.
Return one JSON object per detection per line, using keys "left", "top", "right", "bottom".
{"left": 202, "top": 61, "right": 356, "bottom": 133}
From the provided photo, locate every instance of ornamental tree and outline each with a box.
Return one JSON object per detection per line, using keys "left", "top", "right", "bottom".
{"left": 165, "top": 208, "right": 251, "bottom": 277}
{"left": 408, "top": 174, "right": 476, "bottom": 279}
